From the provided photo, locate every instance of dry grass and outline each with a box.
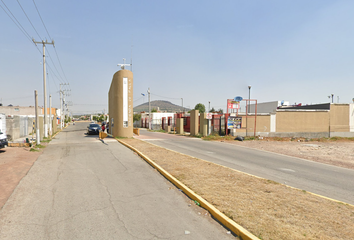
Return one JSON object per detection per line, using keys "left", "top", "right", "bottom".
{"left": 121, "top": 138, "right": 354, "bottom": 240}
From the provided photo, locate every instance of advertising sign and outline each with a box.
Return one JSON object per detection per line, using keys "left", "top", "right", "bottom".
{"left": 227, "top": 116, "right": 242, "bottom": 129}
{"left": 227, "top": 99, "right": 240, "bottom": 110}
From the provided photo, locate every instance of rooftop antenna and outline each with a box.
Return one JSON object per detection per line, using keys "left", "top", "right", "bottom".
{"left": 117, "top": 58, "right": 131, "bottom": 70}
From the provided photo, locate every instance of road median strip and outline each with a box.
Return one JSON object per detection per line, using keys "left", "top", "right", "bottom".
{"left": 117, "top": 138, "right": 354, "bottom": 240}
{"left": 118, "top": 139, "right": 259, "bottom": 240}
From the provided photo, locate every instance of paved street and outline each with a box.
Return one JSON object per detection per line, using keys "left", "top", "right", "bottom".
{"left": 135, "top": 129, "right": 354, "bottom": 205}
{"left": 0, "top": 123, "right": 235, "bottom": 239}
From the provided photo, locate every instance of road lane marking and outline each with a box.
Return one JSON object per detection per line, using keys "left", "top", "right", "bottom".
{"left": 278, "top": 168, "right": 296, "bottom": 172}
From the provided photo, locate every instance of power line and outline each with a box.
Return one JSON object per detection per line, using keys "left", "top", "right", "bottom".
{"left": 151, "top": 93, "right": 181, "bottom": 100}
{"left": 16, "top": 0, "right": 42, "bottom": 40}
{"left": 0, "top": 0, "right": 32, "bottom": 42}
{"left": 32, "top": 0, "right": 52, "bottom": 40}
{"left": 46, "top": 49, "right": 65, "bottom": 83}
{"left": 32, "top": 0, "right": 69, "bottom": 84}
{"left": 53, "top": 47, "right": 69, "bottom": 83}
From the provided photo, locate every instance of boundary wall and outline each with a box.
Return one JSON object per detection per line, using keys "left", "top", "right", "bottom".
{"left": 135, "top": 103, "right": 354, "bottom": 138}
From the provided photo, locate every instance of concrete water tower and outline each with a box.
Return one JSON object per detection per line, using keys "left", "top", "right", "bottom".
{"left": 108, "top": 59, "right": 133, "bottom": 137}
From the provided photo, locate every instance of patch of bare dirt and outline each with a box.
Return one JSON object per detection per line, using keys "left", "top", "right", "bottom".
{"left": 121, "top": 138, "right": 354, "bottom": 240}
{"left": 0, "top": 147, "right": 41, "bottom": 210}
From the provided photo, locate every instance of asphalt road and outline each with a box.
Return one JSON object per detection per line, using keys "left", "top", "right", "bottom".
{"left": 136, "top": 129, "right": 354, "bottom": 205}
{"left": 0, "top": 123, "right": 235, "bottom": 240}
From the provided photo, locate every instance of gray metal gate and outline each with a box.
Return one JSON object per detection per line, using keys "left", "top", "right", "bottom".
{"left": 20, "top": 116, "right": 28, "bottom": 137}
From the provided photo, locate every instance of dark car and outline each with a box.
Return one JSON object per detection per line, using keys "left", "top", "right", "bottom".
{"left": 87, "top": 124, "right": 101, "bottom": 135}
{"left": 0, "top": 131, "right": 8, "bottom": 149}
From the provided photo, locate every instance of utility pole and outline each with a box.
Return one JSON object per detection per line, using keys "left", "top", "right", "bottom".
{"left": 33, "top": 39, "right": 54, "bottom": 138}
{"left": 148, "top": 88, "right": 151, "bottom": 130}
{"left": 34, "top": 90, "right": 40, "bottom": 145}
{"left": 49, "top": 94, "right": 52, "bottom": 136}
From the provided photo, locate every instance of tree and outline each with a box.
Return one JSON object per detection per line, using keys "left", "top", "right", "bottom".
{"left": 151, "top": 108, "right": 157, "bottom": 113}
{"left": 210, "top": 107, "right": 216, "bottom": 112}
{"left": 194, "top": 103, "right": 206, "bottom": 113}
{"left": 218, "top": 108, "right": 224, "bottom": 114}
{"left": 133, "top": 113, "right": 141, "bottom": 122}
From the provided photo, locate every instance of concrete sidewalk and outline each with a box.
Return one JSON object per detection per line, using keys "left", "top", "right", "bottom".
{"left": 0, "top": 123, "right": 236, "bottom": 239}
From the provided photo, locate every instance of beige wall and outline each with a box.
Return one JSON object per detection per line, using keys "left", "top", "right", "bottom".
{"left": 330, "top": 104, "right": 349, "bottom": 132}
{"left": 276, "top": 111, "right": 329, "bottom": 133}
{"left": 108, "top": 70, "right": 134, "bottom": 138}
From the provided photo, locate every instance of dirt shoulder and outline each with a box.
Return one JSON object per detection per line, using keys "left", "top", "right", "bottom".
{"left": 0, "top": 147, "right": 41, "bottom": 210}
{"left": 121, "top": 138, "right": 354, "bottom": 240}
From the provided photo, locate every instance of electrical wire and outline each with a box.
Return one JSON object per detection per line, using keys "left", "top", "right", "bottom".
{"left": 133, "top": 97, "right": 144, "bottom": 102}
{"left": 0, "top": 0, "right": 32, "bottom": 42}
{"left": 151, "top": 93, "right": 181, "bottom": 100}
{"left": 16, "top": 0, "right": 42, "bottom": 40}
{"left": 32, "top": 0, "right": 52, "bottom": 40}
{"left": 53, "top": 47, "right": 69, "bottom": 83}
{"left": 46, "top": 49, "right": 65, "bottom": 83}
{"left": 32, "top": 0, "right": 70, "bottom": 85}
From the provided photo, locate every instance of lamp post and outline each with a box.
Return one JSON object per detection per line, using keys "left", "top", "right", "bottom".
{"left": 181, "top": 98, "right": 183, "bottom": 113}
{"left": 209, "top": 101, "right": 210, "bottom": 113}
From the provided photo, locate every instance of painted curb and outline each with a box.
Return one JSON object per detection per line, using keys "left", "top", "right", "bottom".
{"left": 117, "top": 139, "right": 259, "bottom": 240}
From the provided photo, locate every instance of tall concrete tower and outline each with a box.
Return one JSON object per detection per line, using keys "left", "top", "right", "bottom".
{"left": 108, "top": 69, "right": 133, "bottom": 138}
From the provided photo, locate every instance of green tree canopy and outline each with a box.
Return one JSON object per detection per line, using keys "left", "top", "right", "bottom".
{"left": 194, "top": 103, "right": 206, "bottom": 113}
{"left": 210, "top": 107, "right": 216, "bottom": 112}
{"left": 133, "top": 113, "right": 141, "bottom": 122}
{"left": 151, "top": 108, "right": 157, "bottom": 113}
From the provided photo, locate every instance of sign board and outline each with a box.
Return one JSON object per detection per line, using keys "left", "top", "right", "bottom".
{"left": 227, "top": 99, "right": 240, "bottom": 110}
{"left": 234, "top": 96, "right": 243, "bottom": 102}
{"left": 227, "top": 116, "right": 242, "bottom": 129}
{"left": 206, "top": 113, "right": 212, "bottom": 119}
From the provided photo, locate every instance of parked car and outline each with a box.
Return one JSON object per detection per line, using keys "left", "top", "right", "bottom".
{"left": 87, "top": 124, "right": 101, "bottom": 135}
{"left": 0, "top": 114, "right": 8, "bottom": 149}
{"left": 0, "top": 131, "right": 8, "bottom": 149}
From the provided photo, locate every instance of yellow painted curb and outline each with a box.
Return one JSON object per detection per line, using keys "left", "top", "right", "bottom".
{"left": 118, "top": 139, "right": 259, "bottom": 240}
{"left": 8, "top": 142, "right": 31, "bottom": 147}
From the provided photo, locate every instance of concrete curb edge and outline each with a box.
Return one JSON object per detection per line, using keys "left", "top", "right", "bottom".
{"left": 117, "top": 139, "right": 259, "bottom": 240}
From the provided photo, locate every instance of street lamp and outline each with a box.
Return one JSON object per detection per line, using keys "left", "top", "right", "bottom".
{"left": 247, "top": 85, "right": 251, "bottom": 137}
{"left": 181, "top": 98, "right": 183, "bottom": 113}
{"left": 328, "top": 94, "right": 334, "bottom": 103}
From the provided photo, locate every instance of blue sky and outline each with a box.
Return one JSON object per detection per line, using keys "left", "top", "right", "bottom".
{"left": 1, "top": 0, "right": 353, "bottom": 114}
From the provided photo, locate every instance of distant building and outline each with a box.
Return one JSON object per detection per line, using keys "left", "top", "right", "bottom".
{"left": 0, "top": 105, "right": 42, "bottom": 116}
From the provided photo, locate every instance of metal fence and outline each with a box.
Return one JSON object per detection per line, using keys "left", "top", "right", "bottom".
{"left": 211, "top": 115, "right": 226, "bottom": 136}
